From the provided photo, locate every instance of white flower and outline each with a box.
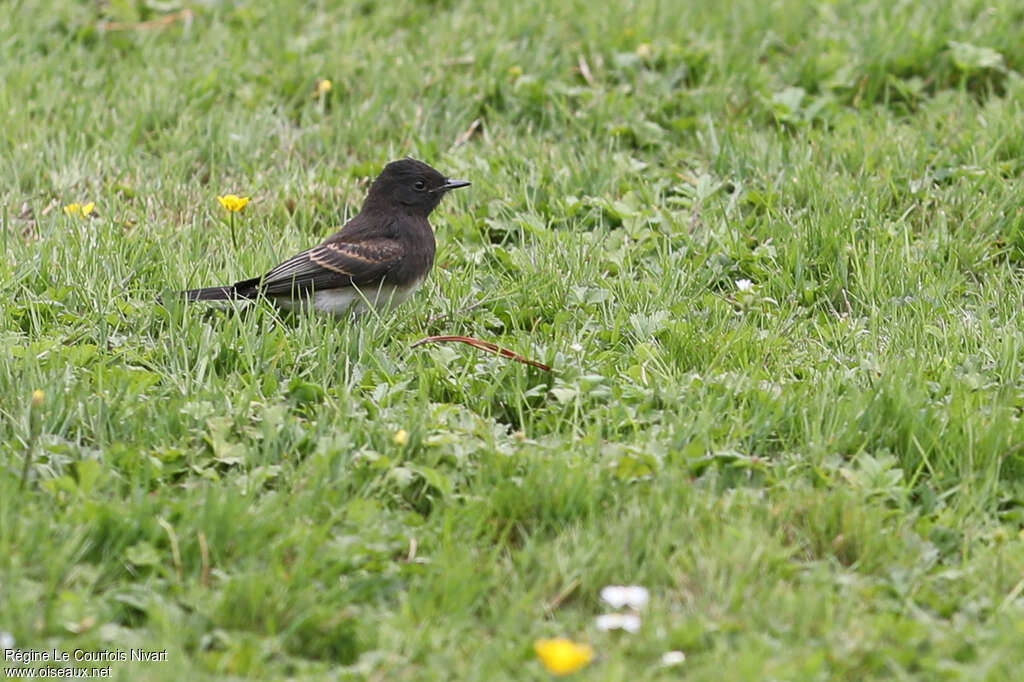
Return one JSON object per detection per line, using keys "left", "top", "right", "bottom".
{"left": 595, "top": 612, "right": 642, "bottom": 633}
{"left": 570, "top": 343, "right": 584, "bottom": 352}
{"left": 0, "top": 631, "right": 14, "bottom": 651}
{"left": 735, "top": 278, "right": 754, "bottom": 292}
{"left": 600, "top": 585, "right": 649, "bottom": 610}
{"left": 660, "top": 650, "right": 686, "bottom": 666}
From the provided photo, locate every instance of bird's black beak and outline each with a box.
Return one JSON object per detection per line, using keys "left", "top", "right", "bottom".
{"left": 434, "top": 179, "right": 471, "bottom": 193}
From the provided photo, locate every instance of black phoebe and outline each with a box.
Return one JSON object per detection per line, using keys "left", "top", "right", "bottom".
{"left": 180, "top": 159, "right": 469, "bottom": 315}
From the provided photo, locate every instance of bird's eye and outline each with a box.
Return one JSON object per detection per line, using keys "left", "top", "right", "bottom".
{"left": 413, "top": 180, "right": 426, "bottom": 191}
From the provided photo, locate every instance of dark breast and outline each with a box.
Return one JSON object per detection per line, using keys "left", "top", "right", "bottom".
{"left": 386, "top": 217, "right": 435, "bottom": 286}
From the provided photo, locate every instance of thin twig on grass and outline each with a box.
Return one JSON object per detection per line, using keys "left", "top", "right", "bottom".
{"left": 411, "top": 335, "right": 551, "bottom": 371}
{"left": 98, "top": 9, "right": 194, "bottom": 32}
{"left": 577, "top": 55, "right": 595, "bottom": 87}
{"left": 452, "top": 118, "right": 482, "bottom": 148}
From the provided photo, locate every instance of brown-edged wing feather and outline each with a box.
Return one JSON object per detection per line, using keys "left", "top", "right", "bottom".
{"left": 257, "top": 239, "right": 405, "bottom": 296}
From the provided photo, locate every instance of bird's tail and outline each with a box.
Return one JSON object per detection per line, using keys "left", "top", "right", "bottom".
{"left": 177, "top": 277, "right": 261, "bottom": 303}
{"left": 183, "top": 285, "right": 238, "bottom": 301}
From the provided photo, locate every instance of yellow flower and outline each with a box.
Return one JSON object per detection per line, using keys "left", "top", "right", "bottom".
{"left": 314, "top": 79, "right": 333, "bottom": 96}
{"left": 217, "top": 195, "right": 250, "bottom": 212}
{"left": 64, "top": 202, "right": 96, "bottom": 217}
{"left": 31, "top": 389, "right": 45, "bottom": 408}
{"left": 534, "top": 638, "right": 593, "bottom": 676}
{"left": 393, "top": 429, "right": 409, "bottom": 446}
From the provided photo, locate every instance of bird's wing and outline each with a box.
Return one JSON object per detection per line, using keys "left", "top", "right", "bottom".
{"left": 257, "top": 239, "right": 405, "bottom": 296}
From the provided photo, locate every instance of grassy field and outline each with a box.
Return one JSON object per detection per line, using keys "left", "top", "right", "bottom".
{"left": 4, "top": 0, "right": 1024, "bottom": 679}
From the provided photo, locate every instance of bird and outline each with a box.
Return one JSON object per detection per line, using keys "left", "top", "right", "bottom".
{"left": 178, "top": 158, "right": 469, "bottom": 316}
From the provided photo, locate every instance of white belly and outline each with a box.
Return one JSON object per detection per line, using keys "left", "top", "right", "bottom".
{"left": 274, "top": 278, "right": 425, "bottom": 317}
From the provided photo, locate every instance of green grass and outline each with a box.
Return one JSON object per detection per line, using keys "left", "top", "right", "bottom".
{"left": 4, "top": 0, "right": 1024, "bottom": 679}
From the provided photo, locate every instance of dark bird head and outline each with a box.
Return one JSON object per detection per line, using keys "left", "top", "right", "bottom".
{"left": 363, "top": 158, "right": 470, "bottom": 216}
